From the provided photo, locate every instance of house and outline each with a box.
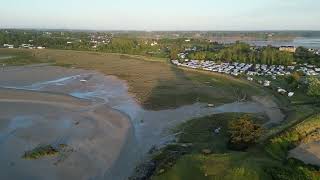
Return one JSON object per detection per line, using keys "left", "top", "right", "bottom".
{"left": 279, "top": 46, "right": 296, "bottom": 53}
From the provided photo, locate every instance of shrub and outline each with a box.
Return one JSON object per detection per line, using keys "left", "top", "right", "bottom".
{"left": 228, "top": 115, "right": 262, "bottom": 150}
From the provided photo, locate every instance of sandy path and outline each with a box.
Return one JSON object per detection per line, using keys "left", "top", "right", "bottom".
{"left": 289, "top": 142, "right": 320, "bottom": 166}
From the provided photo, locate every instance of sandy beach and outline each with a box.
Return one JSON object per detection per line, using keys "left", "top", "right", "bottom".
{"left": 0, "top": 65, "right": 285, "bottom": 180}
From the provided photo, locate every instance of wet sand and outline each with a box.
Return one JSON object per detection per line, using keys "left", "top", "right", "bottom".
{"left": 0, "top": 91, "right": 131, "bottom": 179}
{"left": 0, "top": 65, "right": 285, "bottom": 180}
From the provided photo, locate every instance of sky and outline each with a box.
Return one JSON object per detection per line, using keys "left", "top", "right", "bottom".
{"left": 0, "top": 0, "right": 319, "bottom": 30}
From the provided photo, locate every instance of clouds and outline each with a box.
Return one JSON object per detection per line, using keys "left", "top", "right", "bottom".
{"left": 0, "top": 0, "right": 319, "bottom": 30}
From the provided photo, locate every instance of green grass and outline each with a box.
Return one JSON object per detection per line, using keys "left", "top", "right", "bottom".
{"left": 249, "top": 75, "right": 320, "bottom": 141}
{"left": 151, "top": 113, "right": 320, "bottom": 180}
{"left": 266, "top": 114, "right": 320, "bottom": 160}
{"left": 174, "top": 113, "right": 267, "bottom": 153}
{"left": 22, "top": 144, "right": 59, "bottom": 160}
{"left": 151, "top": 113, "right": 269, "bottom": 179}
{"left": 153, "top": 152, "right": 276, "bottom": 180}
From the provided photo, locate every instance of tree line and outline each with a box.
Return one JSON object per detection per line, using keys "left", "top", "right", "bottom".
{"left": 1, "top": 30, "right": 319, "bottom": 66}
{"left": 186, "top": 42, "right": 295, "bottom": 65}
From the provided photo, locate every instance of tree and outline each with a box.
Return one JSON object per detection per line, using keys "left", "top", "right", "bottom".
{"left": 228, "top": 115, "right": 262, "bottom": 150}
{"left": 286, "top": 72, "right": 302, "bottom": 90}
{"left": 307, "top": 77, "right": 320, "bottom": 97}
{"left": 169, "top": 46, "right": 179, "bottom": 60}
{"left": 295, "top": 47, "right": 320, "bottom": 66}
{"left": 188, "top": 52, "right": 206, "bottom": 60}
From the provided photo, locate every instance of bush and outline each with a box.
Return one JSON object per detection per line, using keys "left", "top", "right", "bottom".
{"left": 228, "top": 115, "right": 262, "bottom": 150}
{"left": 287, "top": 72, "right": 302, "bottom": 90}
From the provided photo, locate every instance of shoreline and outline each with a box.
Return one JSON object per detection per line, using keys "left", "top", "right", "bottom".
{"left": 0, "top": 64, "right": 286, "bottom": 179}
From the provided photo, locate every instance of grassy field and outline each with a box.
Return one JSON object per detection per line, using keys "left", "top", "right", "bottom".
{"left": 0, "top": 48, "right": 264, "bottom": 110}
{"left": 153, "top": 153, "right": 277, "bottom": 180}
{"left": 151, "top": 113, "right": 320, "bottom": 180}
{"left": 151, "top": 113, "right": 272, "bottom": 180}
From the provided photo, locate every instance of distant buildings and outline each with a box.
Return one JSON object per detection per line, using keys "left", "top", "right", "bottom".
{"left": 279, "top": 46, "right": 296, "bottom": 53}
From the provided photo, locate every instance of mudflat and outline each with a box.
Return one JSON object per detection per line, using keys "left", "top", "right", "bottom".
{"left": 0, "top": 85, "right": 131, "bottom": 180}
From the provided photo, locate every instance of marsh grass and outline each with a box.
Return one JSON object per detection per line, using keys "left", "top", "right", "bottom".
{"left": 0, "top": 48, "right": 264, "bottom": 110}
{"left": 0, "top": 49, "right": 53, "bottom": 66}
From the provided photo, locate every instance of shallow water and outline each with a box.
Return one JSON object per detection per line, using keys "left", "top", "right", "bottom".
{"left": 244, "top": 37, "right": 320, "bottom": 49}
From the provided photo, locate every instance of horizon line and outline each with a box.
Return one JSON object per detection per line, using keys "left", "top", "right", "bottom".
{"left": 1, "top": 28, "right": 320, "bottom": 32}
